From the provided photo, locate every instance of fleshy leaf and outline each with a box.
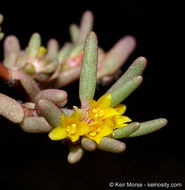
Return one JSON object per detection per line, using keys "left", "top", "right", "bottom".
{"left": 107, "top": 75, "right": 143, "bottom": 107}
{"left": 26, "top": 33, "right": 41, "bottom": 57}
{"left": 47, "top": 39, "right": 59, "bottom": 59}
{"left": 4, "top": 35, "right": 20, "bottom": 57}
{"left": 37, "top": 99, "right": 61, "bottom": 128}
{"left": 96, "top": 137, "right": 126, "bottom": 153}
{"left": 79, "top": 31, "right": 98, "bottom": 108}
{"left": 81, "top": 137, "right": 96, "bottom": 151}
{"left": 0, "top": 14, "right": 3, "bottom": 24}
{"left": 54, "top": 66, "right": 81, "bottom": 88}
{"left": 97, "top": 35, "right": 136, "bottom": 78}
{"left": 61, "top": 108, "right": 74, "bottom": 116}
{"left": 20, "top": 117, "right": 52, "bottom": 133}
{"left": 58, "top": 42, "right": 72, "bottom": 63}
{"left": 112, "top": 122, "right": 140, "bottom": 139}
{"left": 35, "top": 89, "right": 67, "bottom": 107}
{"left": 110, "top": 56, "right": 147, "bottom": 87}
{"left": 0, "top": 93, "right": 24, "bottom": 123}
{"left": 76, "top": 10, "right": 94, "bottom": 45}
{"left": 67, "top": 145, "right": 84, "bottom": 164}
{"left": 69, "top": 24, "right": 79, "bottom": 44}
{"left": 19, "top": 71, "right": 40, "bottom": 101}
{"left": 3, "top": 36, "right": 20, "bottom": 69}
{"left": 128, "top": 118, "right": 168, "bottom": 137}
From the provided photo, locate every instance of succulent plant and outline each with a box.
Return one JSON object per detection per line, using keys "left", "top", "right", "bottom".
{"left": 0, "top": 11, "right": 167, "bottom": 164}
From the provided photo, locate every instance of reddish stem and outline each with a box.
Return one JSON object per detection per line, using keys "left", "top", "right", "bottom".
{"left": 0, "top": 62, "right": 11, "bottom": 80}
{"left": 22, "top": 106, "right": 37, "bottom": 117}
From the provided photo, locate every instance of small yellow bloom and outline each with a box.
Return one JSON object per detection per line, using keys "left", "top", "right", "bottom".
{"left": 87, "top": 94, "right": 131, "bottom": 144}
{"left": 49, "top": 111, "right": 89, "bottom": 142}
{"left": 37, "top": 46, "right": 47, "bottom": 57}
{"left": 86, "top": 120, "right": 113, "bottom": 144}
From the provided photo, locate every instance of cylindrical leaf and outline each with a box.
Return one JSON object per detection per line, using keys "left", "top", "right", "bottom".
{"left": 128, "top": 118, "right": 168, "bottom": 137}
{"left": 69, "top": 24, "right": 79, "bottom": 44}
{"left": 81, "top": 137, "right": 96, "bottom": 151}
{"left": 97, "top": 137, "right": 126, "bottom": 153}
{"left": 67, "top": 145, "right": 84, "bottom": 164}
{"left": 61, "top": 108, "right": 74, "bottom": 116}
{"left": 19, "top": 71, "right": 40, "bottom": 101}
{"left": 107, "top": 75, "right": 143, "bottom": 107}
{"left": 53, "top": 66, "right": 81, "bottom": 88}
{"left": 37, "top": 99, "right": 61, "bottom": 128}
{"left": 79, "top": 32, "right": 98, "bottom": 107}
{"left": 76, "top": 11, "right": 94, "bottom": 45}
{"left": 112, "top": 122, "right": 140, "bottom": 139}
{"left": 47, "top": 39, "right": 59, "bottom": 59}
{"left": 27, "top": 33, "right": 41, "bottom": 57}
{"left": 20, "top": 117, "right": 52, "bottom": 133}
{"left": 110, "top": 56, "right": 147, "bottom": 88}
{"left": 3, "top": 54, "right": 18, "bottom": 69}
{"left": 0, "top": 14, "right": 3, "bottom": 24}
{"left": 35, "top": 89, "right": 67, "bottom": 107}
{"left": 4, "top": 35, "right": 20, "bottom": 57}
{"left": 97, "top": 35, "right": 136, "bottom": 78}
{"left": 0, "top": 93, "right": 24, "bottom": 123}
{"left": 58, "top": 42, "right": 72, "bottom": 63}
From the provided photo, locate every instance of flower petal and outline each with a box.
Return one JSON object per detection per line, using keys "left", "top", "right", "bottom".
{"left": 114, "top": 104, "right": 127, "bottom": 115}
{"left": 97, "top": 94, "right": 112, "bottom": 108}
{"left": 70, "top": 134, "right": 80, "bottom": 142}
{"left": 101, "top": 125, "right": 113, "bottom": 137}
{"left": 114, "top": 115, "right": 132, "bottom": 128}
{"left": 78, "top": 122, "right": 89, "bottom": 135}
{"left": 102, "top": 108, "right": 118, "bottom": 119}
{"left": 49, "top": 127, "right": 68, "bottom": 140}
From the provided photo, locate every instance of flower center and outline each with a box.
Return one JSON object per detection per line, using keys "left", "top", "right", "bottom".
{"left": 92, "top": 108, "right": 104, "bottom": 119}
{"left": 89, "top": 126, "right": 101, "bottom": 137}
{"left": 66, "top": 123, "right": 77, "bottom": 135}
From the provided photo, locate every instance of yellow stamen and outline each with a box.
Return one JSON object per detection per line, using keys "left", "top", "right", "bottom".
{"left": 89, "top": 132, "right": 97, "bottom": 137}
{"left": 37, "top": 46, "right": 46, "bottom": 57}
{"left": 66, "top": 123, "right": 77, "bottom": 135}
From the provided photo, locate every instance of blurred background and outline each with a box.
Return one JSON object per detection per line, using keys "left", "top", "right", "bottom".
{"left": 0, "top": 1, "right": 184, "bottom": 189}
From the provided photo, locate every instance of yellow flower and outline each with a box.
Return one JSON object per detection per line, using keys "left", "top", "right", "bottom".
{"left": 86, "top": 120, "right": 113, "bottom": 144}
{"left": 86, "top": 94, "right": 131, "bottom": 144}
{"left": 37, "top": 46, "right": 47, "bottom": 57}
{"left": 48, "top": 94, "right": 131, "bottom": 144}
{"left": 48, "top": 111, "right": 89, "bottom": 142}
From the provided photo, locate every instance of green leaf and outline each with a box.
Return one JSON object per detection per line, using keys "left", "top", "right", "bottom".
{"left": 67, "top": 145, "right": 84, "bottom": 164}
{"left": 47, "top": 39, "right": 59, "bottom": 59}
{"left": 97, "top": 137, "right": 126, "bottom": 153}
{"left": 0, "top": 93, "right": 24, "bottom": 123}
{"left": 58, "top": 42, "right": 72, "bottom": 63}
{"left": 37, "top": 99, "right": 61, "bottom": 128}
{"left": 79, "top": 31, "right": 98, "bottom": 108}
{"left": 97, "top": 35, "right": 136, "bottom": 78}
{"left": 0, "top": 14, "right": 3, "bottom": 24}
{"left": 27, "top": 33, "right": 41, "bottom": 57}
{"left": 4, "top": 35, "right": 20, "bottom": 57}
{"left": 107, "top": 75, "right": 143, "bottom": 107}
{"left": 69, "top": 24, "right": 79, "bottom": 44}
{"left": 20, "top": 117, "right": 52, "bottom": 133}
{"left": 76, "top": 11, "right": 94, "bottom": 45}
{"left": 81, "top": 137, "right": 96, "bottom": 151}
{"left": 128, "top": 118, "right": 168, "bottom": 137}
{"left": 0, "top": 32, "right": 4, "bottom": 41}
{"left": 112, "top": 122, "right": 140, "bottom": 139}
{"left": 54, "top": 66, "right": 81, "bottom": 88}
{"left": 19, "top": 71, "right": 40, "bottom": 101}
{"left": 35, "top": 89, "right": 67, "bottom": 106}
